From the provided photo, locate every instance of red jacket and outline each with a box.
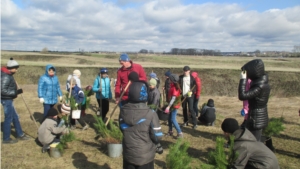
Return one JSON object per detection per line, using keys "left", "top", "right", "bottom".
{"left": 115, "top": 61, "right": 147, "bottom": 101}
{"left": 168, "top": 83, "right": 181, "bottom": 109}
{"left": 191, "top": 72, "right": 201, "bottom": 98}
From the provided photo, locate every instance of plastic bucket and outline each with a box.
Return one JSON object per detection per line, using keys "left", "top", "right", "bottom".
{"left": 157, "top": 108, "right": 169, "bottom": 121}
{"left": 50, "top": 143, "right": 62, "bottom": 158}
{"left": 107, "top": 143, "right": 122, "bottom": 158}
{"left": 72, "top": 110, "right": 81, "bottom": 119}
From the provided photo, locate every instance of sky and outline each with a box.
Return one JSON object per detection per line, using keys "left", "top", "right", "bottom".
{"left": 1, "top": 0, "right": 300, "bottom": 52}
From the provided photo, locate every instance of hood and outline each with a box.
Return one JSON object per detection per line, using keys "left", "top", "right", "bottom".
{"left": 241, "top": 59, "right": 265, "bottom": 80}
{"left": 233, "top": 128, "right": 257, "bottom": 142}
{"left": 45, "top": 64, "right": 56, "bottom": 76}
{"left": 191, "top": 72, "right": 198, "bottom": 78}
{"left": 1, "top": 67, "right": 11, "bottom": 74}
{"left": 121, "top": 103, "right": 149, "bottom": 126}
{"left": 207, "top": 99, "right": 214, "bottom": 107}
{"left": 251, "top": 74, "right": 268, "bottom": 86}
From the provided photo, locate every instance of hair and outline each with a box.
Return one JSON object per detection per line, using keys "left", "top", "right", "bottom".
{"left": 70, "top": 78, "right": 77, "bottom": 85}
{"left": 48, "top": 67, "right": 55, "bottom": 71}
{"left": 174, "top": 82, "right": 182, "bottom": 93}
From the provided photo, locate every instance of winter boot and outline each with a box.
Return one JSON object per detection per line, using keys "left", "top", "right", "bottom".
{"left": 265, "top": 137, "right": 276, "bottom": 152}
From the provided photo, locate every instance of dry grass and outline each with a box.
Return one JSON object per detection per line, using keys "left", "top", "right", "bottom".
{"left": 1, "top": 85, "right": 300, "bottom": 169}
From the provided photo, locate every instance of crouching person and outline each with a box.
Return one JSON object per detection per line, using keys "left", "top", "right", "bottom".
{"left": 38, "top": 107, "right": 67, "bottom": 153}
{"left": 198, "top": 99, "right": 216, "bottom": 126}
{"left": 221, "top": 118, "right": 279, "bottom": 169}
{"left": 119, "top": 81, "right": 163, "bottom": 169}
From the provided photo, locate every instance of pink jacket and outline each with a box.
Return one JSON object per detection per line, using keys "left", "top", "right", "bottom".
{"left": 242, "top": 79, "right": 252, "bottom": 120}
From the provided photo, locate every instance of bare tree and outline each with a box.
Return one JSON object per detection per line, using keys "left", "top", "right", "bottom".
{"left": 41, "top": 47, "right": 48, "bottom": 53}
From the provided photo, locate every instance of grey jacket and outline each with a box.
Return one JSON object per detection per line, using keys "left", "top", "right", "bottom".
{"left": 119, "top": 103, "right": 163, "bottom": 166}
{"left": 232, "top": 128, "right": 279, "bottom": 169}
{"left": 38, "top": 118, "right": 66, "bottom": 145}
{"left": 148, "top": 87, "right": 160, "bottom": 108}
{"left": 1, "top": 67, "right": 18, "bottom": 100}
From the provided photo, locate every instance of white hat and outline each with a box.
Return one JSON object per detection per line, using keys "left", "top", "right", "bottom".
{"left": 73, "top": 69, "right": 81, "bottom": 76}
{"left": 7, "top": 58, "right": 19, "bottom": 68}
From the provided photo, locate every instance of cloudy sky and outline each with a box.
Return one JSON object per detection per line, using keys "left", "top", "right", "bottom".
{"left": 1, "top": 0, "right": 300, "bottom": 52}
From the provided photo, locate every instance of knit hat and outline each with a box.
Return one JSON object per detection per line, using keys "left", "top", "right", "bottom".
{"left": 47, "top": 108, "right": 58, "bottom": 117}
{"left": 128, "top": 71, "right": 139, "bottom": 82}
{"left": 61, "top": 103, "right": 71, "bottom": 114}
{"left": 165, "top": 70, "right": 171, "bottom": 77}
{"left": 149, "top": 78, "right": 157, "bottom": 87}
{"left": 119, "top": 53, "right": 130, "bottom": 62}
{"left": 7, "top": 58, "right": 19, "bottom": 69}
{"left": 128, "top": 82, "right": 148, "bottom": 103}
{"left": 169, "top": 74, "right": 179, "bottom": 83}
{"left": 73, "top": 69, "right": 81, "bottom": 76}
{"left": 221, "top": 118, "right": 240, "bottom": 134}
{"left": 183, "top": 66, "right": 190, "bottom": 71}
{"left": 149, "top": 72, "right": 157, "bottom": 78}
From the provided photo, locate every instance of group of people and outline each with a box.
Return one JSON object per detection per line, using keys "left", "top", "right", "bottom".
{"left": 1, "top": 54, "right": 281, "bottom": 169}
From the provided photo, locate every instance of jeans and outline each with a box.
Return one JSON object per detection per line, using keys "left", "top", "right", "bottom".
{"left": 168, "top": 109, "right": 182, "bottom": 133}
{"left": 182, "top": 96, "right": 197, "bottom": 126}
{"left": 193, "top": 96, "right": 200, "bottom": 117}
{"left": 1, "top": 100, "right": 24, "bottom": 141}
{"left": 43, "top": 104, "right": 55, "bottom": 117}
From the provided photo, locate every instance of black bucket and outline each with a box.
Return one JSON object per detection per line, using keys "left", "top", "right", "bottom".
{"left": 157, "top": 108, "right": 169, "bottom": 121}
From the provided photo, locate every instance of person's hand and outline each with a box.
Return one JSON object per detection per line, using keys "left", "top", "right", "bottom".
{"left": 39, "top": 98, "right": 44, "bottom": 103}
{"left": 162, "top": 87, "right": 165, "bottom": 90}
{"left": 75, "top": 103, "right": 78, "bottom": 107}
{"left": 98, "top": 88, "right": 102, "bottom": 92}
{"left": 59, "top": 96, "right": 63, "bottom": 101}
{"left": 240, "top": 71, "right": 247, "bottom": 79}
{"left": 165, "top": 106, "right": 170, "bottom": 113}
{"left": 115, "top": 98, "right": 120, "bottom": 104}
{"left": 17, "top": 89, "right": 23, "bottom": 94}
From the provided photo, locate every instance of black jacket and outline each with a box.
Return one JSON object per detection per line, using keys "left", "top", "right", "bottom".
{"left": 164, "top": 78, "right": 171, "bottom": 96}
{"left": 179, "top": 74, "right": 196, "bottom": 94}
{"left": 119, "top": 103, "right": 163, "bottom": 166}
{"left": 239, "top": 59, "right": 271, "bottom": 130}
{"left": 1, "top": 67, "right": 18, "bottom": 100}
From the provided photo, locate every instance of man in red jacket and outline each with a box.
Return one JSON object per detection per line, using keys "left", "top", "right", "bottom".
{"left": 191, "top": 72, "right": 202, "bottom": 117}
{"left": 115, "top": 53, "right": 147, "bottom": 106}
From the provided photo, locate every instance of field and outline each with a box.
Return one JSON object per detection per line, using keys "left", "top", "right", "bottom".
{"left": 1, "top": 51, "right": 300, "bottom": 169}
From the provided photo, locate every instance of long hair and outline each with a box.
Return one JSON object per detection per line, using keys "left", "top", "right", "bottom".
{"left": 174, "top": 82, "right": 182, "bottom": 93}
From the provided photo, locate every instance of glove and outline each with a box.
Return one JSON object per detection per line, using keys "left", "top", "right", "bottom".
{"left": 39, "top": 98, "right": 44, "bottom": 103}
{"left": 240, "top": 71, "right": 246, "bottom": 79}
{"left": 156, "top": 143, "right": 163, "bottom": 154}
{"left": 164, "top": 106, "right": 170, "bottom": 114}
{"left": 240, "top": 109, "right": 245, "bottom": 116}
{"left": 59, "top": 96, "right": 63, "bottom": 101}
{"left": 17, "top": 89, "right": 23, "bottom": 94}
{"left": 98, "top": 88, "right": 102, "bottom": 92}
{"left": 75, "top": 103, "right": 78, "bottom": 107}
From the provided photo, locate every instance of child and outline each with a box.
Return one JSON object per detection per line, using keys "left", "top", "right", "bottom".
{"left": 165, "top": 74, "right": 183, "bottom": 138}
{"left": 66, "top": 69, "right": 81, "bottom": 90}
{"left": 240, "top": 78, "right": 251, "bottom": 128}
{"left": 148, "top": 78, "right": 161, "bottom": 110}
{"left": 198, "top": 99, "right": 216, "bottom": 126}
{"left": 68, "top": 78, "right": 88, "bottom": 130}
{"left": 92, "top": 68, "right": 112, "bottom": 121}
{"left": 149, "top": 72, "right": 160, "bottom": 89}
{"left": 38, "top": 106, "right": 67, "bottom": 153}
{"left": 120, "top": 81, "right": 163, "bottom": 168}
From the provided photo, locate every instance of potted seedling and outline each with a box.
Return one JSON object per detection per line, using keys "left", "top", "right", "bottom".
{"left": 56, "top": 131, "right": 77, "bottom": 154}
{"left": 93, "top": 115, "right": 123, "bottom": 158}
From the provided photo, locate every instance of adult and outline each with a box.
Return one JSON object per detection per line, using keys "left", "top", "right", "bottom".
{"left": 163, "top": 70, "right": 171, "bottom": 101}
{"left": 221, "top": 118, "right": 279, "bottom": 169}
{"left": 66, "top": 69, "right": 81, "bottom": 90}
{"left": 179, "top": 66, "right": 197, "bottom": 129}
{"left": 238, "top": 59, "right": 270, "bottom": 141}
{"left": 119, "top": 81, "right": 163, "bottom": 169}
{"left": 191, "top": 72, "right": 202, "bottom": 117}
{"left": 115, "top": 53, "right": 147, "bottom": 106}
{"left": 38, "top": 64, "right": 63, "bottom": 117}
{"left": 149, "top": 72, "right": 160, "bottom": 89}
{"left": 1, "top": 58, "right": 30, "bottom": 144}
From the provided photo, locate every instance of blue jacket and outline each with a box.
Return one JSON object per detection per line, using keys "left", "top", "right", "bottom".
{"left": 70, "top": 85, "right": 84, "bottom": 104}
{"left": 92, "top": 76, "right": 112, "bottom": 99}
{"left": 38, "top": 64, "right": 62, "bottom": 104}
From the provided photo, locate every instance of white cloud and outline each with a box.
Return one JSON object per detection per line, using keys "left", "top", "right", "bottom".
{"left": 1, "top": 0, "right": 300, "bottom": 52}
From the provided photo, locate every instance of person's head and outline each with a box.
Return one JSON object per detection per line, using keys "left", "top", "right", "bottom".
{"left": 61, "top": 103, "right": 71, "bottom": 116}
{"left": 119, "top": 53, "right": 131, "bottom": 68}
{"left": 7, "top": 58, "right": 19, "bottom": 74}
{"left": 207, "top": 99, "right": 214, "bottom": 107}
{"left": 100, "top": 68, "right": 108, "bottom": 77}
{"left": 169, "top": 74, "right": 181, "bottom": 92}
{"left": 128, "top": 71, "right": 139, "bottom": 82}
{"left": 165, "top": 70, "right": 171, "bottom": 78}
{"left": 70, "top": 78, "right": 77, "bottom": 88}
{"left": 73, "top": 69, "right": 81, "bottom": 78}
{"left": 47, "top": 108, "right": 59, "bottom": 119}
{"left": 128, "top": 81, "right": 148, "bottom": 103}
{"left": 149, "top": 78, "right": 157, "bottom": 89}
{"left": 48, "top": 67, "right": 55, "bottom": 76}
{"left": 221, "top": 118, "right": 240, "bottom": 140}
{"left": 149, "top": 72, "right": 157, "bottom": 79}
{"left": 183, "top": 66, "right": 191, "bottom": 76}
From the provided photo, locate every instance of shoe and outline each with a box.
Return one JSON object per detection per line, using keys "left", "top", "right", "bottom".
{"left": 193, "top": 125, "right": 198, "bottom": 129}
{"left": 2, "top": 138, "right": 18, "bottom": 144}
{"left": 82, "top": 124, "right": 89, "bottom": 131}
{"left": 165, "top": 131, "right": 173, "bottom": 137}
{"left": 181, "top": 122, "right": 188, "bottom": 127}
{"left": 175, "top": 133, "right": 183, "bottom": 139}
{"left": 42, "top": 145, "right": 50, "bottom": 153}
{"left": 17, "top": 134, "right": 31, "bottom": 140}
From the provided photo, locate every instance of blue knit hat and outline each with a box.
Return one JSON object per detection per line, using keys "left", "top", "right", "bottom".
{"left": 100, "top": 68, "right": 108, "bottom": 74}
{"left": 119, "top": 53, "right": 130, "bottom": 62}
{"left": 165, "top": 70, "right": 171, "bottom": 77}
{"left": 149, "top": 72, "right": 157, "bottom": 78}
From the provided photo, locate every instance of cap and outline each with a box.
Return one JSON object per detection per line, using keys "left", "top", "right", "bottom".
{"left": 183, "top": 66, "right": 190, "bottom": 71}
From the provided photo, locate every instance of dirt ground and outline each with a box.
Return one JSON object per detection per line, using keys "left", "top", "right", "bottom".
{"left": 1, "top": 85, "right": 300, "bottom": 169}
